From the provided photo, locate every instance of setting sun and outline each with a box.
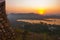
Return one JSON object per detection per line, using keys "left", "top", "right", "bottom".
{"left": 37, "top": 9, "right": 45, "bottom": 15}
{"left": 6, "top": 0, "right": 59, "bottom": 14}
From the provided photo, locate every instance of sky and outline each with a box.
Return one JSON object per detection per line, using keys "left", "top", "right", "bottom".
{"left": 6, "top": 0, "right": 60, "bottom": 15}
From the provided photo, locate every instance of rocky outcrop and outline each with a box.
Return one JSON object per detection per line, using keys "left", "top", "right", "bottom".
{"left": 0, "top": 1, "right": 16, "bottom": 40}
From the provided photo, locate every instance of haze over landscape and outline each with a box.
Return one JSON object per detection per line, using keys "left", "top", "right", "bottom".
{"left": 6, "top": 0, "right": 60, "bottom": 15}
{"left": 5, "top": 0, "right": 60, "bottom": 40}
{"left": 0, "top": 0, "right": 60, "bottom": 40}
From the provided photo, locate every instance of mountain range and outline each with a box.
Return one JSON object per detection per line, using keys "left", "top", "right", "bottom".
{"left": 7, "top": 13, "right": 60, "bottom": 20}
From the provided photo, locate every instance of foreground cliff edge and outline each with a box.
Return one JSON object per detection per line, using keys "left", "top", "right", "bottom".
{"left": 0, "top": 0, "right": 16, "bottom": 40}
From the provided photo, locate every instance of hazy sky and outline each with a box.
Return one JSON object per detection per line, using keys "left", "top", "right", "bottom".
{"left": 6, "top": 0, "right": 60, "bottom": 14}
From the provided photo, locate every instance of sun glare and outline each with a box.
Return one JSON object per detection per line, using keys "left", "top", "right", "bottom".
{"left": 37, "top": 9, "right": 45, "bottom": 15}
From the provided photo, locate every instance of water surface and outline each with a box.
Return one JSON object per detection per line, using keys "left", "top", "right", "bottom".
{"left": 17, "top": 18, "right": 60, "bottom": 25}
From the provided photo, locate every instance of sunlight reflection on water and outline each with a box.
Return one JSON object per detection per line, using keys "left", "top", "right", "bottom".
{"left": 16, "top": 18, "right": 60, "bottom": 25}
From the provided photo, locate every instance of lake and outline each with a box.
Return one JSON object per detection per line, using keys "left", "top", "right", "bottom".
{"left": 16, "top": 18, "right": 60, "bottom": 25}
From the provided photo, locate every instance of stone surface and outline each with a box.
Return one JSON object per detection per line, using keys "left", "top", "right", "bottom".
{"left": 0, "top": 1, "right": 16, "bottom": 40}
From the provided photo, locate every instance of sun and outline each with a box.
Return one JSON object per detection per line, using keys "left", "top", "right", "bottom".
{"left": 38, "top": 10, "right": 44, "bottom": 15}
{"left": 37, "top": 9, "right": 45, "bottom": 15}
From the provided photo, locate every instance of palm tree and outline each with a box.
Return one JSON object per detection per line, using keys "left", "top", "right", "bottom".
{"left": 0, "top": 0, "right": 16, "bottom": 40}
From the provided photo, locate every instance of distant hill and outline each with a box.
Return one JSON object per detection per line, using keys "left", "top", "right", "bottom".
{"left": 7, "top": 13, "right": 60, "bottom": 20}
{"left": 45, "top": 14, "right": 60, "bottom": 19}
{"left": 7, "top": 13, "right": 46, "bottom": 20}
